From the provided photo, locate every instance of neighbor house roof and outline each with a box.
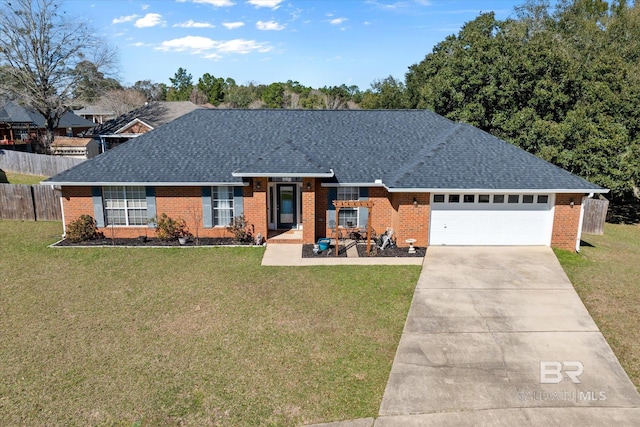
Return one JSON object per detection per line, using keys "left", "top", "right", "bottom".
{"left": 0, "top": 100, "right": 94, "bottom": 128}
{"left": 44, "top": 109, "right": 607, "bottom": 193}
{"left": 50, "top": 137, "right": 94, "bottom": 148}
{"left": 91, "top": 101, "right": 203, "bottom": 136}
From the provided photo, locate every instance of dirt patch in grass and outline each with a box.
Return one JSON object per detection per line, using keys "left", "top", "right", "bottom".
{"left": 0, "top": 220, "right": 419, "bottom": 426}
{"left": 556, "top": 223, "right": 640, "bottom": 392}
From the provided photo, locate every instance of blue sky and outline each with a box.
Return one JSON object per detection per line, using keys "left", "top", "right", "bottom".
{"left": 67, "top": 0, "right": 530, "bottom": 90}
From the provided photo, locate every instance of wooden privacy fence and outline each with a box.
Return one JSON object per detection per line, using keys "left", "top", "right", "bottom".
{"left": 582, "top": 197, "right": 609, "bottom": 235}
{"left": 0, "top": 184, "right": 61, "bottom": 221}
{"left": 0, "top": 149, "right": 84, "bottom": 176}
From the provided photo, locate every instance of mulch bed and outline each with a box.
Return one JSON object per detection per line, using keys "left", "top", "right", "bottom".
{"left": 302, "top": 243, "right": 425, "bottom": 258}
{"left": 356, "top": 244, "right": 426, "bottom": 257}
{"left": 302, "top": 244, "right": 348, "bottom": 257}
{"left": 53, "top": 237, "right": 255, "bottom": 247}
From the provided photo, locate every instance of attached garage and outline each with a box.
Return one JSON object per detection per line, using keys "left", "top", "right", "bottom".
{"left": 429, "top": 193, "right": 555, "bottom": 246}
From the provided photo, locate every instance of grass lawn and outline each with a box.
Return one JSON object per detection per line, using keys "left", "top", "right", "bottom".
{"left": 0, "top": 171, "right": 48, "bottom": 185}
{"left": 555, "top": 223, "right": 640, "bottom": 392}
{"left": 0, "top": 221, "right": 420, "bottom": 426}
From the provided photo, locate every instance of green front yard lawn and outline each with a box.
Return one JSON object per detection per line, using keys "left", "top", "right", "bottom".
{"left": 0, "top": 221, "right": 420, "bottom": 426}
{"left": 556, "top": 223, "right": 640, "bottom": 392}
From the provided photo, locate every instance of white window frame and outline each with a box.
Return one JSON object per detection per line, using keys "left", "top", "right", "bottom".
{"left": 213, "top": 186, "right": 234, "bottom": 227}
{"left": 103, "top": 186, "right": 147, "bottom": 226}
{"left": 337, "top": 187, "right": 359, "bottom": 227}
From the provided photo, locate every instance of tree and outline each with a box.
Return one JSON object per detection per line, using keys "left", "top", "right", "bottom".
{"left": 404, "top": 1, "right": 640, "bottom": 199}
{"left": 132, "top": 80, "right": 167, "bottom": 102}
{"left": 0, "top": 0, "right": 114, "bottom": 151}
{"left": 320, "top": 85, "right": 350, "bottom": 109}
{"left": 73, "top": 60, "right": 121, "bottom": 104}
{"left": 361, "top": 76, "right": 407, "bottom": 109}
{"left": 97, "top": 89, "right": 147, "bottom": 116}
{"left": 166, "top": 67, "right": 193, "bottom": 101}
{"left": 224, "top": 84, "right": 256, "bottom": 108}
{"left": 261, "top": 82, "right": 285, "bottom": 108}
{"left": 197, "top": 73, "right": 226, "bottom": 105}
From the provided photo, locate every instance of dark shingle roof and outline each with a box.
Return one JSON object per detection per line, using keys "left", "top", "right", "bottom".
{"left": 0, "top": 100, "right": 94, "bottom": 128}
{"left": 45, "top": 109, "right": 606, "bottom": 192}
{"left": 91, "top": 101, "right": 202, "bottom": 135}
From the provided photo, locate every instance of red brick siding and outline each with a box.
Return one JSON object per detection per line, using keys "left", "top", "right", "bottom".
{"left": 245, "top": 178, "right": 267, "bottom": 240}
{"left": 391, "top": 192, "right": 430, "bottom": 247}
{"left": 317, "top": 186, "right": 430, "bottom": 247}
{"left": 551, "top": 193, "right": 583, "bottom": 251}
{"left": 61, "top": 185, "right": 267, "bottom": 240}
{"left": 302, "top": 178, "right": 316, "bottom": 243}
{"left": 61, "top": 186, "right": 94, "bottom": 225}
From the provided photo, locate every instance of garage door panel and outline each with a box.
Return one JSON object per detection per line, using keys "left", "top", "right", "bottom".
{"left": 429, "top": 196, "right": 554, "bottom": 246}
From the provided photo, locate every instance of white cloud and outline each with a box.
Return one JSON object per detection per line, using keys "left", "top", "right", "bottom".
{"left": 157, "top": 36, "right": 218, "bottom": 52}
{"left": 223, "top": 21, "right": 245, "bottom": 29}
{"left": 256, "top": 20, "right": 285, "bottom": 31}
{"left": 216, "top": 39, "right": 272, "bottom": 54}
{"left": 174, "top": 20, "right": 215, "bottom": 28}
{"left": 365, "top": 0, "right": 431, "bottom": 11}
{"left": 141, "top": 4, "right": 150, "bottom": 10}
{"left": 247, "top": 0, "right": 284, "bottom": 8}
{"left": 112, "top": 14, "right": 138, "bottom": 24}
{"left": 135, "top": 13, "right": 166, "bottom": 28}
{"left": 193, "top": 0, "right": 235, "bottom": 6}
{"left": 157, "top": 36, "right": 272, "bottom": 56}
{"left": 330, "top": 17, "right": 347, "bottom": 25}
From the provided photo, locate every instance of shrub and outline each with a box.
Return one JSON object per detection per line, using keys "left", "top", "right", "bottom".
{"left": 226, "top": 216, "right": 254, "bottom": 243}
{"left": 66, "top": 215, "right": 103, "bottom": 242}
{"left": 155, "top": 213, "right": 192, "bottom": 240}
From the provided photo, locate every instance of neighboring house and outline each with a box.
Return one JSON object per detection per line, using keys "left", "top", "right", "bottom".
{"left": 50, "top": 137, "right": 99, "bottom": 159}
{"left": 90, "top": 101, "right": 202, "bottom": 152}
{"left": 73, "top": 105, "right": 117, "bottom": 125}
{"left": 44, "top": 110, "right": 608, "bottom": 252}
{"left": 0, "top": 100, "right": 94, "bottom": 152}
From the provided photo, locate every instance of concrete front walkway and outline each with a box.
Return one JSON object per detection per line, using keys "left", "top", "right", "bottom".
{"left": 376, "top": 246, "right": 640, "bottom": 425}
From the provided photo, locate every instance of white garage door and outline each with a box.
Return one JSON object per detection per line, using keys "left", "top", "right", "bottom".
{"left": 429, "top": 193, "right": 554, "bottom": 246}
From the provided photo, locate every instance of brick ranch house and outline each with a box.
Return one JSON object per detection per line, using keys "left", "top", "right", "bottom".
{"left": 44, "top": 109, "right": 607, "bottom": 252}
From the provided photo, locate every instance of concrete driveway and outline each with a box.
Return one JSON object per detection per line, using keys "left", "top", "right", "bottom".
{"left": 377, "top": 246, "right": 640, "bottom": 426}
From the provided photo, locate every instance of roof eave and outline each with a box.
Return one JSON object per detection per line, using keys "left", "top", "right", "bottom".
{"left": 383, "top": 186, "right": 610, "bottom": 194}
{"left": 41, "top": 181, "right": 249, "bottom": 187}
{"left": 231, "top": 170, "right": 335, "bottom": 178}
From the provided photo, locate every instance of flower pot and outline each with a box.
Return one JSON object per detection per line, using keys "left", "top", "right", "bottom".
{"left": 178, "top": 237, "right": 187, "bottom": 245}
{"left": 318, "top": 238, "right": 330, "bottom": 251}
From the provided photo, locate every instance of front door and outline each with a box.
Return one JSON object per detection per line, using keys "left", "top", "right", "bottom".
{"left": 277, "top": 184, "right": 296, "bottom": 229}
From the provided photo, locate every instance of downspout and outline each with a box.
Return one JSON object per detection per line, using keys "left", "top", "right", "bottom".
{"left": 55, "top": 185, "right": 66, "bottom": 237}
{"left": 576, "top": 194, "right": 589, "bottom": 252}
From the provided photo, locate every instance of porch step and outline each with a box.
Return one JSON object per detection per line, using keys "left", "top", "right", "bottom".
{"left": 267, "top": 229, "right": 304, "bottom": 244}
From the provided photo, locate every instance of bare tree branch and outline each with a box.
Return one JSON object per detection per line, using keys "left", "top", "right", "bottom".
{"left": 0, "top": 0, "right": 116, "bottom": 151}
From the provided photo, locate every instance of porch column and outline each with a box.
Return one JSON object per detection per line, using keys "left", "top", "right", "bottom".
{"left": 302, "top": 178, "right": 316, "bottom": 244}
